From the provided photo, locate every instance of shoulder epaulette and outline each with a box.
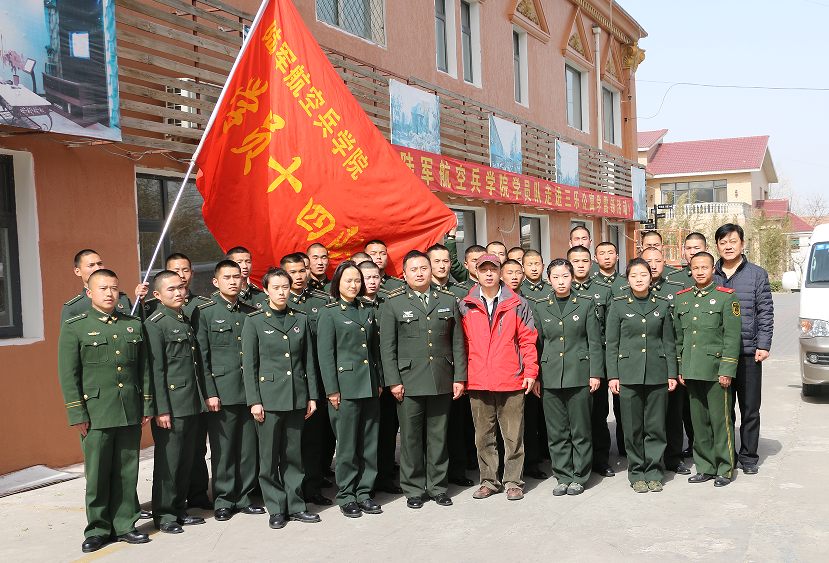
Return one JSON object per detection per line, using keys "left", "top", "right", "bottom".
{"left": 716, "top": 286, "right": 735, "bottom": 294}
{"left": 238, "top": 301, "right": 257, "bottom": 310}
{"left": 211, "top": 289, "right": 220, "bottom": 296}
{"left": 64, "top": 313, "right": 87, "bottom": 323}
{"left": 247, "top": 309, "right": 264, "bottom": 317}
{"left": 193, "top": 295, "right": 211, "bottom": 302}
{"left": 197, "top": 300, "right": 216, "bottom": 309}
{"left": 438, "top": 288, "right": 456, "bottom": 298}
{"left": 654, "top": 294, "right": 670, "bottom": 301}
{"left": 386, "top": 287, "right": 406, "bottom": 298}
{"left": 308, "top": 289, "right": 329, "bottom": 299}
{"left": 325, "top": 302, "right": 339, "bottom": 308}
{"left": 575, "top": 292, "right": 594, "bottom": 300}
{"left": 64, "top": 294, "right": 84, "bottom": 306}
{"left": 118, "top": 291, "right": 129, "bottom": 297}
{"left": 664, "top": 279, "right": 684, "bottom": 287}
{"left": 619, "top": 284, "right": 631, "bottom": 291}
{"left": 593, "top": 279, "right": 611, "bottom": 288}
{"left": 149, "top": 312, "right": 164, "bottom": 322}
{"left": 676, "top": 287, "right": 693, "bottom": 295}
{"left": 289, "top": 307, "right": 307, "bottom": 315}
{"left": 613, "top": 294, "right": 630, "bottom": 301}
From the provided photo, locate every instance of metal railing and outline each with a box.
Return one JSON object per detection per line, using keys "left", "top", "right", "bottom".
{"left": 663, "top": 201, "right": 752, "bottom": 219}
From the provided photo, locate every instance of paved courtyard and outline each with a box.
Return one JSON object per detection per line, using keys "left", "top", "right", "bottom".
{"left": 2, "top": 294, "right": 828, "bottom": 563}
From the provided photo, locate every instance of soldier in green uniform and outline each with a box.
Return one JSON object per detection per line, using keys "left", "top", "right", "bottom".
{"left": 536, "top": 259, "right": 604, "bottom": 496}
{"left": 225, "top": 247, "right": 268, "bottom": 309}
{"left": 307, "top": 243, "right": 331, "bottom": 294}
{"left": 381, "top": 251, "right": 467, "bottom": 509}
{"left": 280, "top": 253, "right": 335, "bottom": 506}
{"left": 521, "top": 250, "right": 550, "bottom": 295}
{"left": 62, "top": 250, "right": 135, "bottom": 323}
{"left": 145, "top": 271, "right": 206, "bottom": 533}
{"left": 568, "top": 226, "right": 600, "bottom": 278}
{"left": 641, "top": 248, "right": 691, "bottom": 476}
{"left": 641, "top": 230, "right": 680, "bottom": 277}
{"left": 428, "top": 243, "right": 475, "bottom": 486}
{"left": 357, "top": 260, "right": 403, "bottom": 496}
{"left": 192, "top": 261, "right": 263, "bottom": 521}
{"left": 566, "top": 246, "right": 616, "bottom": 478}
{"left": 606, "top": 258, "right": 678, "bottom": 493}
{"left": 508, "top": 246, "right": 525, "bottom": 262}
{"left": 317, "top": 261, "right": 385, "bottom": 518}
{"left": 365, "top": 240, "right": 405, "bottom": 294}
{"left": 242, "top": 267, "right": 321, "bottom": 529}
{"left": 58, "top": 269, "right": 153, "bottom": 553}
{"left": 674, "top": 252, "right": 741, "bottom": 487}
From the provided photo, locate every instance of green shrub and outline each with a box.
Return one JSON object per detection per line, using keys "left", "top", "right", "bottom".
{"left": 769, "top": 280, "right": 783, "bottom": 293}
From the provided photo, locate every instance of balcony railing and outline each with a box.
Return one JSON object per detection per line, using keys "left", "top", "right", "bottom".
{"left": 663, "top": 202, "right": 752, "bottom": 220}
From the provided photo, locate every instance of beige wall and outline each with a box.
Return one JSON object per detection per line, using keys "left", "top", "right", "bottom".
{"left": 646, "top": 171, "right": 754, "bottom": 207}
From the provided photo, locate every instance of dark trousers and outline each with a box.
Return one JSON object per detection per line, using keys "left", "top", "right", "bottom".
{"left": 329, "top": 397, "right": 380, "bottom": 506}
{"left": 619, "top": 384, "right": 668, "bottom": 483}
{"left": 686, "top": 379, "right": 735, "bottom": 477}
{"left": 81, "top": 425, "right": 142, "bottom": 537}
{"left": 613, "top": 392, "right": 625, "bottom": 455}
{"left": 664, "top": 384, "right": 687, "bottom": 468}
{"left": 590, "top": 379, "right": 611, "bottom": 466}
{"left": 375, "top": 387, "right": 400, "bottom": 488}
{"left": 302, "top": 404, "right": 329, "bottom": 498}
{"left": 207, "top": 405, "right": 258, "bottom": 510}
{"left": 447, "top": 394, "right": 471, "bottom": 479}
{"left": 543, "top": 386, "right": 593, "bottom": 486}
{"left": 397, "top": 394, "right": 451, "bottom": 497}
{"left": 151, "top": 415, "right": 197, "bottom": 525}
{"left": 523, "top": 391, "right": 542, "bottom": 469}
{"left": 186, "top": 412, "right": 211, "bottom": 505}
{"left": 257, "top": 409, "right": 306, "bottom": 516}
{"left": 732, "top": 355, "right": 762, "bottom": 465}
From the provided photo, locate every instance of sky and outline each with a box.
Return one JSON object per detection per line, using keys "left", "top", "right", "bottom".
{"left": 619, "top": 0, "right": 829, "bottom": 206}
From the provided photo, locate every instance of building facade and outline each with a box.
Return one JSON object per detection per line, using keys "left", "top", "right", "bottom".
{"left": 0, "top": 0, "right": 646, "bottom": 474}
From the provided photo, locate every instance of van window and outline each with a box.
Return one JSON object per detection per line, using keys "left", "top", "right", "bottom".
{"left": 807, "top": 243, "right": 829, "bottom": 287}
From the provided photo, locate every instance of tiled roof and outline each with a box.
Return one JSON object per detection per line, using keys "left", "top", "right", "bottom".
{"left": 788, "top": 213, "right": 814, "bottom": 233}
{"left": 637, "top": 129, "right": 668, "bottom": 150}
{"left": 647, "top": 136, "right": 770, "bottom": 176}
{"left": 755, "top": 200, "right": 813, "bottom": 232}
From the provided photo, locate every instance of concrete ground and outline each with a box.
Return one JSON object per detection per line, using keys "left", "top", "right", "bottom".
{"left": 2, "top": 293, "right": 827, "bottom": 563}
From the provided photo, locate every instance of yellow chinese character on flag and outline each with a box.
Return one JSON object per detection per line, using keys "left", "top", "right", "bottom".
{"left": 274, "top": 43, "right": 297, "bottom": 74}
{"left": 283, "top": 65, "right": 311, "bottom": 97}
{"left": 344, "top": 148, "right": 368, "bottom": 180}
{"left": 313, "top": 108, "right": 340, "bottom": 138}
{"left": 261, "top": 21, "right": 282, "bottom": 55}
{"left": 231, "top": 112, "right": 286, "bottom": 175}
{"left": 299, "top": 87, "right": 325, "bottom": 117}
{"left": 267, "top": 156, "right": 302, "bottom": 193}
{"left": 332, "top": 130, "right": 356, "bottom": 157}
{"left": 224, "top": 78, "right": 269, "bottom": 133}
{"left": 297, "top": 197, "right": 336, "bottom": 240}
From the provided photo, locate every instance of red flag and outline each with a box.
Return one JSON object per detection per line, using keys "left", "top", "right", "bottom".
{"left": 195, "top": 0, "right": 455, "bottom": 280}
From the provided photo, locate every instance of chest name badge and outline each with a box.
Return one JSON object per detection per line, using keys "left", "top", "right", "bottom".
{"left": 710, "top": 299, "right": 716, "bottom": 305}
{"left": 264, "top": 330, "right": 274, "bottom": 334}
{"left": 572, "top": 314, "right": 579, "bottom": 321}
{"left": 403, "top": 311, "right": 413, "bottom": 318}
{"left": 294, "top": 327, "right": 300, "bottom": 333}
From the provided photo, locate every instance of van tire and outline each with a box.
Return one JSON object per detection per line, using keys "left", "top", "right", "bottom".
{"left": 802, "top": 383, "right": 822, "bottom": 397}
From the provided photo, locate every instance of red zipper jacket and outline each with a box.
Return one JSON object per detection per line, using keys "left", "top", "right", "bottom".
{"left": 459, "top": 282, "right": 538, "bottom": 391}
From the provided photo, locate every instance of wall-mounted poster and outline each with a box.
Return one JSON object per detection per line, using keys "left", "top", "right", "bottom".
{"left": 631, "top": 166, "right": 647, "bottom": 221}
{"left": 555, "top": 140, "right": 579, "bottom": 188}
{"left": 489, "top": 115, "right": 522, "bottom": 174}
{"left": 0, "top": 0, "right": 120, "bottom": 140}
{"left": 390, "top": 79, "right": 440, "bottom": 154}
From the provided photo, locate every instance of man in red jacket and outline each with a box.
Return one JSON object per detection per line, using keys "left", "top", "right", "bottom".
{"left": 458, "top": 255, "right": 539, "bottom": 501}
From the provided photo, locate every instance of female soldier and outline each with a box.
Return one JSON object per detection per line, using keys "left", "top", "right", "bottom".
{"left": 535, "top": 259, "right": 604, "bottom": 496}
{"left": 606, "top": 258, "right": 678, "bottom": 493}
{"left": 242, "top": 268, "right": 320, "bottom": 529}
{"left": 317, "top": 261, "right": 384, "bottom": 518}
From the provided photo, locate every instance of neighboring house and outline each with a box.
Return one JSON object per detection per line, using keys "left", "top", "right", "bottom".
{"left": 755, "top": 199, "right": 814, "bottom": 279}
{"left": 638, "top": 130, "right": 778, "bottom": 222}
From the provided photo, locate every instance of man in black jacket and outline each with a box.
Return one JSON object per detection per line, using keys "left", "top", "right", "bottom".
{"left": 713, "top": 224, "right": 774, "bottom": 475}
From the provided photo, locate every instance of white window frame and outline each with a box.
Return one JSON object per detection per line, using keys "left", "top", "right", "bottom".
{"left": 602, "top": 83, "right": 622, "bottom": 147}
{"left": 519, "top": 212, "right": 551, "bottom": 263}
{"left": 513, "top": 27, "right": 529, "bottom": 107}
{"left": 565, "top": 59, "right": 590, "bottom": 134}
{"left": 0, "top": 149, "right": 44, "bottom": 346}
{"left": 607, "top": 221, "right": 625, "bottom": 272}
{"left": 461, "top": 0, "right": 482, "bottom": 87}
{"left": 448, "top": 203, "right": 487, "bottom": 248}
{"left": 435, "top": 0, "right": 457, "bottom": 78}
{"left": 315, "top": 0, "right": 387, "bottom": 47}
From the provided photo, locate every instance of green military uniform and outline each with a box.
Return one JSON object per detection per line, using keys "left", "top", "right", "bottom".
{"left": 360, "top": 294, "right": 398, "bottom": 492}
{"left": 650, "top": 276, "right": 690, "bottom": 470}
{"left": 674, "top": 284, "right": 741, "bottom": 479}
{"left": 239, "top": 283, "right": 268, "bottom": 310}
{"left": 145, "top": 306, "right": 205, "bottom": 526}
{"left": 290, "top": 289, "right": 336, "bottom": 500}
{"left": 58, "top": 308, "right": 153, "bottom": 539}
{"left": 535, "top": 292, "right": 604, "bottom": 487}
{"left": 445, "top": 236, "right": 469, "bottom": 283}
{"left": 380, "top": 286, "right": 467, "bottom": 499}
{"left": 242, "top": 305, "right": 318, "bottom": 516}
{"left": 316, "top": 299, "right": 383, "bottom": 507}
{"left": 62, "top": 290, "right": 132, "bottom": 324}
{"left": 379, "top": 273, "right": 405, "bottom": 295}
{"left": 432, "top": 279, "right": 468, "bottom": 301}
{"left": 666, "top": 265, "right": 694, "bottom": 290}
{"left": 192, "top": 296, "right": 258, "bottom": 511}
{"left": 521, "top": 278, "right": 550, "bottom": 296}
{"left": 606, "top": 291, "right": 677, "bottom": 485}
{"left": 307, "top": 276, "right": 331, "bottom": 295}
{"left": 663, "top": 263, "right": 680, "bottom": 277}
{"left": 595, "top": 270, "right": 628, "bottom": 296}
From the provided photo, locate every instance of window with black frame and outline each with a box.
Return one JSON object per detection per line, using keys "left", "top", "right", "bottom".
{"left": 0, "top": 155, "right": 22, "bottom": 338}
{"left": 136, "top": 174, "right": 224, "bottom": 297}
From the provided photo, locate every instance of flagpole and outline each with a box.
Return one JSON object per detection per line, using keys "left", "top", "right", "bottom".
{"left": 130, "top": 0, "right": 271, "bottom": 315}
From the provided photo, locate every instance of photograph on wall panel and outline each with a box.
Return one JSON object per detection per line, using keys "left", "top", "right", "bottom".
{"left": 555, "top": 139, "right": 579, "bottom": 188}
{"left": 631, "top": 166, "right": 647, "bottom": 221}
{"left": 489, "top": 115, "right": 522, "bottom": 174}
{"left": 389, "top": 79, "right": 440, "bottom": 154}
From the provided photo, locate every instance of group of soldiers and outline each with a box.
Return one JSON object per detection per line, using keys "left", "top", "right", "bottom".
{"left": 58, "top": 224, "right": 767, "bottom": 554}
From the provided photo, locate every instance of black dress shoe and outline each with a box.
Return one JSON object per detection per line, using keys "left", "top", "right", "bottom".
{"left": 742, "top": 462, "right": 759, "bottom": 475}
{"left": 178, "top": 515, "right": 205, "bottom": 526}
{"left": 449, "top": 476, "right": 474, "bottom": 486}
{"left": 340, "top": 502, "right": 362, "bottom": 518}
{"left": 158, "top": 522, "right": 184, "bottom": 534}
{"left": 433, "top": 493, "right": 452, "bottom": 506}
{"left": 525, "top": 467, "right": 549, "bottom": 480}
{"left": 289, "top": 510, "right": 321, "bottom": 523}
{"left": 268, "top": 514, "right": 287, "bottom": 529}
{"left": 682, "top": 447, "right": 694, "bottom": 458}
{"left": 593, "top": 463, "right": 615, "bottom": 477}
{"left": 357, "top": 499, "right": 383, "bottom": 514}
{"left": 406, "top": 496, "right": 424, "bottom": 509}
{"left": 308, "top": 494, "right": 333, "bottom": 506}
{"left": 187, "top": 499, "right": 214, "bottom": 510}
{"left": 81, "top": 536, "right": 105, "bottom": 553}
{"left": 324, "top": 467, "right": 336, "bottom": 477}
{"left": 714, "top": 475, "right": 731, "bottom": 487}
{"left": 321, "top": 478, "right": 334, "bottom": 489}
{"left": 116, "top": 531, "right": 150, "bottom": 544}
{"left": 670, "top": 462, "right": 691, "bottom": 475}
{"left": 376, "top": 483, "right": 403, "bottom": 494}
{"left": 139, "top": 510, "right": 152, "bottom": 520}
{"left": 214, "top": 508, "right": 232, "bottom": 521}
{"left": 240, "top": 505, "right": 266, "bottom": 515}
{"left": 688, "top": 473, "right": 715, "bottom": 484}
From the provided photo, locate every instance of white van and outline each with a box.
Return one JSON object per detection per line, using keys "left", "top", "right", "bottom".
{"left": 799, "top": 223, "right": 829, "bottom": 396}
